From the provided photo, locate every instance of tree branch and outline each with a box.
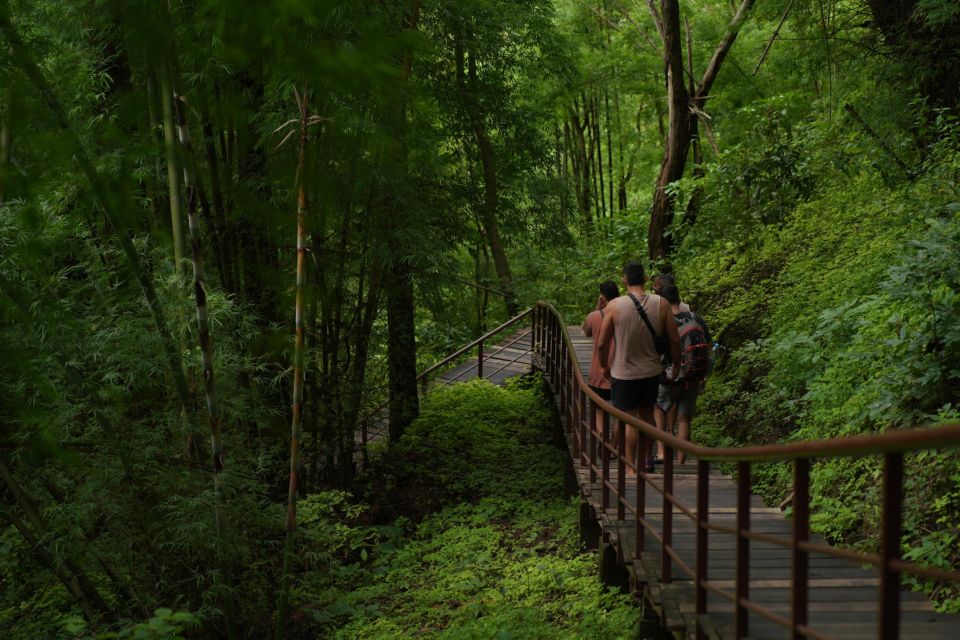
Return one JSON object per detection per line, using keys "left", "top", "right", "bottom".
{"left": 695, "top": 0, "right": 757, "bottom": 102}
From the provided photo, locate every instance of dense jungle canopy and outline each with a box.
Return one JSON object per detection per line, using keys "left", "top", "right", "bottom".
{"left": 1, "top": 0, "right": 959, "bottom": 638}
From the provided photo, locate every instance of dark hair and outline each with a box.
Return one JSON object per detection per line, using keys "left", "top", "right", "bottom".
{"left": 653, "top": 273, "right": 675, "bottom": 290}
{"left": 599, "top": 280, "right": 619, "bottom": 301}
{"left": 658, "top": 285, "right": 681, "bottom": 305}
{"left": 623, "top": 261, "right": 645, "bottom": 286}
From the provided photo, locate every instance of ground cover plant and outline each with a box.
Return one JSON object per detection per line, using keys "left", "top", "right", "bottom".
{"left": 291, "top": 378, "right": 641, "bottom": 639}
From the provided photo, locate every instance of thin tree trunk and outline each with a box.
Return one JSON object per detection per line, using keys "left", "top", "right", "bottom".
{"left": 0, "top": 504, "right": 103, "bottom": 624}
{"left": 568, "top": 103, "right": 591, "bottom": 221}
{"left": 614, "top": 88, "right": 628, "bottom": 210}
{"left": 0, "top": 459, "right": 114, "bottom": 623}
{"left": 159, "top": 66, "right": 186, "bottom": 270}
{"left": 145, "top": 72, "right": 166, "bottom": 231}
{"left": 588, "top": 94, "right": 601, "bottom": 221}
{"left": 683, "top": 17, "right": 705, "bottom": 229}
{"left": 1, "top": 90, "right": 12, "bottom": 207}
{"left": 605, "top": 90, "right": 614, "bottom": 216}
{"left": 158, "top": 62, "right": 196, "bottom": 460}
{"left": 594, "top": 95, "right": 606, "bottom": 217}
{"left": 170, "top": 68, "right": 225, "bottom": 479}
{"left": 198, "top": 90, "right": 236, "bottom": 293}
{"left": 276, "top": 89, "right": 309, "bottom": 640}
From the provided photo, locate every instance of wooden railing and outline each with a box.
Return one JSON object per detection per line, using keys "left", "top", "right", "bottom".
{"left": 532, "top": 301, "right": 960, "bottom": 640}
{"left": 358, "top": 308, "right": 533, "bottom": 457}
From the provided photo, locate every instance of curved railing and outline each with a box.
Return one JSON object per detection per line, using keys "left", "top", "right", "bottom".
{"left": 358, "top": 308, "right": 533, "bottom": 456}
{"left": 532, "top": 301, "right": 960, "bottom": 640}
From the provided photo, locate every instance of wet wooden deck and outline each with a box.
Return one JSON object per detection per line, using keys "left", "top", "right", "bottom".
{"left": 564, "top": 327, "right": 960, "bottom": 639}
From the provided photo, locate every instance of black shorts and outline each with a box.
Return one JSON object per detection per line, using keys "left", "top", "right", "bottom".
{"left": 589, "top": 386, "right": 611, "bottom": 401}
{"left": 610, "top": 376, "right": 659, "bottom": 412}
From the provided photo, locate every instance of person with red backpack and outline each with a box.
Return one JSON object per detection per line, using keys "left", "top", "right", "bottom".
{"left": 597, "top": 262, "right": 681, "bottom": 474}
{"left": 653, "top": 284, "right": 712, "bottom": 465}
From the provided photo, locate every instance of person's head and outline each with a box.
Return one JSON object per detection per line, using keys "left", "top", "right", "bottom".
{"left": 599, "top": 280, "right": 619, "bottom": 302}
{"left": 659, "top": 284, "right": 681, "bottom": 305}
{"left": 622, "top": 261, "right": 645, "bottom": 287}
{"left": 652, "top": 273, "right": 675, "bottom": 294}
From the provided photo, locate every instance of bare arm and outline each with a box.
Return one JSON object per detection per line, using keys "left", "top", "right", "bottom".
{"left": 662, "top": 302, "right": 681, "bottom": 380}
{"left": 581, "top": 312, "right": 592, "bottom": 337}
{"left": 597, "top": 303, "right": 617, "bottom": 372}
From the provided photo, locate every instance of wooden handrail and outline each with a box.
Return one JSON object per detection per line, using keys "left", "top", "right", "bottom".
{"left": 533, "top": 300, "right": 960, "bottom": 640}
{"left": 416, "top": 307, "right": 532, "bottom": 380}
{"left": 358, "top": 307, "right": 534, "bottom": 448}
{"left": 535, "top": 301, "right": 960, "bottom": 461}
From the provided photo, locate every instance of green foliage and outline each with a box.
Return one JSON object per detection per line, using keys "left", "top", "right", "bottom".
{"left": 64, "top": 609, "right": 197, "bottom": 640}
{"left": 293, "top": 379, "right": 638, "bottom": 638}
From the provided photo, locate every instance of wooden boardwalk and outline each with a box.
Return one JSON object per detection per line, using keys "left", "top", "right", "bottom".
{"left": 565, "top": 327, "right": 960, "bottom": 639}
{"left": 359, "top": 328, "right": 533, "bottom": 446}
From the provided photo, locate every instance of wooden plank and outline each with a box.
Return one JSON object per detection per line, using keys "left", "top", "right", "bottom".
{"left": 562, "top": 332, "right": 960, "bottom": 640}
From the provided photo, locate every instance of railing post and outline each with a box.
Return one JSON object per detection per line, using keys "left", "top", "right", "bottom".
{"left": 696, "top": 459, "right": 709, "bottom": 640}
{"left": 577, "top": 387, "right": 596, "bottom": 470}
{"left": 792, "top": 458, "right": 810, "bottom": 640}
{"left": 617, "top": 419, "right": 626, "bottom": 521}
{"left": 601, "top": 411, "right": 610, "bottom": 510}
{"left": 560, "top": 350, "right": 567, "bottom": 429}
{"left": 736, "top": 461, "right": 751, "bottom": 639}
{"left": 662, "top": 442, "right": 674, "bottom": 583}
{"left": 533, "top": 306, "right": 540, "bottom": 360}
{"left": 636, "top": 429, "right": 646, "bottom": 558}
{"left": 477, "top": 339, "right": 484, "bottom": 379}
{"left": 879, "top": 453, "right": 903, "bottom": 640}
{"left": 589, "top": 393, "right": 597, "bottom": 482}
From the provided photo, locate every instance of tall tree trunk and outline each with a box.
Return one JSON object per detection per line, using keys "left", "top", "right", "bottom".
{"left": 648, "top": 0, "right": 756, "bottom": 259}
{"left": 276, "top": 89, "right": 309, "bottom": 640}
{"left": 648, "top": 0, "right": 689, "bottom": 260}
{"left": 165, "top": 28, "right": 236, "bottom": 634}
{"left": 459, "top": 39, "right": 519, "bottom": 316}
{"left": 387, "top": 265, "right": 419, "bottom": 443}
{"left": 158, "top": 62, "right": 197, "bottom": 460}
{"left": 385, "top": 0, "right": 422, "bottom": 444}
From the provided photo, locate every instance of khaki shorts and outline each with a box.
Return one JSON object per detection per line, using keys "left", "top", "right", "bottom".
{"left": 657, "top": 380, "right": 700, "bottom": 418}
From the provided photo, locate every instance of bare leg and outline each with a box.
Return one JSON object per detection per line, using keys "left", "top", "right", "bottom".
{"left": 654, "top": 406, "right": 667, "bottom": 460}
{"left": 676, "top": 415, "right": 691, "bottom": 464}
{"left": 638, "top": 405, "right": 655, "bottom": 472}
{"left": 624, "top": 409, "right": 638, "bottom": 475}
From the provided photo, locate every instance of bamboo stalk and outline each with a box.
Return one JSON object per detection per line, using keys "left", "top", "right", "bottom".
{"left": 276, "top": 87, "right": 310, "bottom": 640}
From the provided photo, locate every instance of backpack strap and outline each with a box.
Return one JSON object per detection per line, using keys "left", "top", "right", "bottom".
{"left": 627, "top": 293, "right": 660, "bottom": 346}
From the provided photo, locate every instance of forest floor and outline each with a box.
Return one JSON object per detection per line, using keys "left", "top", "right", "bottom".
{"left": 291, "top": 377, "right": 649, "bottom": 639}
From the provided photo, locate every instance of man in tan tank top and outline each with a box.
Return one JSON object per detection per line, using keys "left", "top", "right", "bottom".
{"left": 597, "top": 262, "right": 681, "bottom": 474}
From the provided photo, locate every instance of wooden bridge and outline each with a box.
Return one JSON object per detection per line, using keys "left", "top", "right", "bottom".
{"left": 358, "top": 303, "right": 960, "bottom": 639}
